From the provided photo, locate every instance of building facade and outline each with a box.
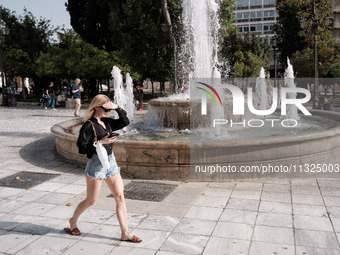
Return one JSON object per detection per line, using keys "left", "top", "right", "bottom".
{"left": 332, "top": 1, "right": 340, "bottom": 42}
{"left": 233, "top": 0, "right": 277, "bottom": 42}
{"left": 232, "top": 0, "right": 279, "bottom": 76}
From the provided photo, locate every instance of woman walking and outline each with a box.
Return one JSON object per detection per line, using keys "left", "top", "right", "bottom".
{"left": 64, "top": 94, "right": 142, "bottom": 243}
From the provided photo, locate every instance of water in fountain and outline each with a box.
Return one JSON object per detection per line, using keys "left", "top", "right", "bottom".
{"left": 125, "top": 73, "right": 135, "bottom": 121}
{"left": 146, "top": 0, "right": 224, "bottom": 132}
{"left": 111, "top": 66, "right": 134, "bottom": 122}
{"left": 181, "top": 0, "right": 221, "bottom": 91}
{"left": 256, "top": 67, "right": 269, "bottom": 111}
{"left": 285, "top": 58, "right": 300, "bottom": 122}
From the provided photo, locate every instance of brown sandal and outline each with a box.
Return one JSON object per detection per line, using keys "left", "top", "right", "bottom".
{"left": 121, "top": 235, "right": 142, "bottom": 243}
{"left": 64, "top": 227, "right": 81, "bottom": 236}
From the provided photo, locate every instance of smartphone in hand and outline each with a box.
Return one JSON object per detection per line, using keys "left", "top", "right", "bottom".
{"left": 108, "top": 132, "right": 119, "bottom": 138}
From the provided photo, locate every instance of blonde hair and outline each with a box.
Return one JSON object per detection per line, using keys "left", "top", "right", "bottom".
{"left": 83, "top": 94, "right": 111, "bottom": 121}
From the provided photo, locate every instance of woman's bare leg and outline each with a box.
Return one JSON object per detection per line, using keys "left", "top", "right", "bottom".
{"left": 105, "top": 173, "right": 134, "bottom": 240}
{"left": 69, "top": 175, "right": 102, "bottom": 229}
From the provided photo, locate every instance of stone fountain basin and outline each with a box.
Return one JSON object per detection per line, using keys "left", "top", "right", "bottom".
{"left": 51, "top": 119, "right": 190, "bottom": 180}
{"left": 148, "top": 98, "right": 251, "bottom": 130}
{"left": 51, "top": 109, "right": 340, "bottom": 181}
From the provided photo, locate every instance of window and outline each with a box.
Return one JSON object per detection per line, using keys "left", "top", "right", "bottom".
{"left": 236, "top": 0, "right": 248, "bottom": 7}
{"left": 237, "top": 25, "right": 250, "bottom": 33}
{"left": 256, "top": 24, "right": 262, "bottom": 32}
{"left": 235, "top": 12, "right": 251, "bottom": 20}
{"left": 250, "top": 0, "right": 262, "bottom": 7}
{"left": 264, "top": 23, "right": 274, "bottom": 31}
{"left": 264, "top": 0, "right": 275, "bottom": 5}
{"left": 264, "top": 10, "right": 275, "bottom": 18}
{"left": 250, "top": 12, "right": 256, "bottom": 18}
{"left": 250, "top": 25, "right": 256, "bottom": 31}
{"left": 257, "top": 11, "right": 263, "bottom": 18}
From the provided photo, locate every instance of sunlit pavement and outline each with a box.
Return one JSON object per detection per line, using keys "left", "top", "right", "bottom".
{"left": 1, "top": 105, "right": 340, "bottom": 255}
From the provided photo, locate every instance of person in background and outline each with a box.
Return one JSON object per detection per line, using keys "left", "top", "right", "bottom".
{"left": 135, "top": 82, "right": 144, "bottom": 111}
{"left": 40, "top": 88, "right": 48, "bottom": 107}
{"left": 56, "top": 86, "right": 71, "bottom": 106}
{"left": 8, "top": 80, "right": 18, "bottom": 107}
{"left": 9, "top": 80, "right": 17, "bottom": 91}
{"left": 72, "top": 78, "right": 82, "bottom": 117}
{"left": 45, "top": 82, "right": 56, "bottom": 110}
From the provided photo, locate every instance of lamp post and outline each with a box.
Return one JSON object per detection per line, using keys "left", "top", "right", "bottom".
{"left": 0, "top": 25, "right": 10, "bottom": 106}
{"left": 272, "top": 37, "right": 277, "bottom": 80}
{"left": 300, "top": 0, "right": 333, "bottom": 109}
{"left": 0, "top": 26, "right": 9, "bottom": 86}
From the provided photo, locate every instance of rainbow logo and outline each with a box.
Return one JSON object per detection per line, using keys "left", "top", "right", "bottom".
{"left": 196, "top": 82, "right": 222, "bottom": 106}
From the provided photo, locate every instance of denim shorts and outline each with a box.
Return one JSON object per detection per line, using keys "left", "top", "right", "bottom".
{"left": 84, "top": 153, "right": 120, "bottom": 180}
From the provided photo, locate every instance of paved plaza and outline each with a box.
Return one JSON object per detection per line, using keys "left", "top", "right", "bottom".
{"left": 1, "top": 105, "right": 340, "bottom": 255}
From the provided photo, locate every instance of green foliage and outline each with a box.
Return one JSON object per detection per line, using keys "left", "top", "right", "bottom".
{"left": 36, "top": 46, "right": 64, "bottom": 77}
{"left": 66, "top": 0, "right": 182, "bottom": 82}
{"left": 218, "top": 0, "right": 237, "bottom": 75}
{"left": 0, "top": 5, "right": 56, "bottom": 83}
{"left": 218, "top": 0, "right": 236, "bottom": 38}
{"left": 276, "top": 0, "right": 340, "bottom": 77}
{"left": 1, "top": 4, "right": 143, "bottom": 97}
{"left": 232, "top": 50, "right": 269, "bottom": 77}
{"left": 275, "top": 0, "right": 305, "bottom": 66}
{"left": 329, "top": 64, "right": 340, "bottom": 78}
{"left": 4, "top": 49, "right": 31, "bottom": 77}
{"left": 36, "top": 30, "right": 137, "bottom": 80}
{"left": 290, "top": 49, "right": 314, "bottom": 77}
{"left": 222, "top": 32, "right": 271, "bottom": 77}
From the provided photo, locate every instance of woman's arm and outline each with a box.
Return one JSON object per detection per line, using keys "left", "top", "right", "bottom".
{"left": 105, "top": 107, "right": 130, "bottom": 131}
{"left": 76, "top": 121, "right": 95, "bottom": 155}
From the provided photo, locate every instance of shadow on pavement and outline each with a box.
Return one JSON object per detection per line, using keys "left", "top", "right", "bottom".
{"left": 19, "top": 135, "right": 83, "bottom": 174}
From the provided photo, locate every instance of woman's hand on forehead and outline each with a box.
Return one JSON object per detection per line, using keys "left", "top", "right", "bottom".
{"left": 102, "top": 101, "right": 118, "bottom": 110}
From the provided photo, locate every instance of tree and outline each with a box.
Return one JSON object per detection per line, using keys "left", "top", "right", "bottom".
{"left": 66, "top": 0, "right": 181, "bottom": 85}
{"left": 275, "top": 0, "right": 305, "bottom": 67}
{"left": 222, "top": 32, "right": 271, "bottom": 77}
{"left": 276, "top": 0, "right": 340, "bottom": 77}
{"left": 0, "top": 6, "right": 56, "bottom": 96}
{"left": 36, "top": 30, "right": 138, "bottom": 97}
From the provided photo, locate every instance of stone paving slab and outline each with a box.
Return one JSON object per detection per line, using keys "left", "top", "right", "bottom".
{"left": 1, "top": 106, "right": 340, "bottom": 254}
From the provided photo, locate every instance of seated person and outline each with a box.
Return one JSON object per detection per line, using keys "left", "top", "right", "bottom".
{"left": 134, "top": 83, "right": 144, "bottom": 111}
{"left": 56, "top": 86, "right": 71, "bottom": 105}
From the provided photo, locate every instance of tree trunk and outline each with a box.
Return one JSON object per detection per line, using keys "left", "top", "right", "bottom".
{"left": 152, "top": 80, "right": 154, "bottom": 97}
{"left": 21, "top": 77, "right": 26, "bottom": 99}
{"left": 161, "top": 0, "right": 172, "bottom": 32}
{"left": 161, "top": 0, "right": 179, "bottom": 91}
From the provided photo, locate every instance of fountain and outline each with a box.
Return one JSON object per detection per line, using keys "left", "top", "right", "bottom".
{"left": 147, "top": 0, "right": 221, "bottom": 130}
{"left": 111, "top": 66, "right": 134, "bottom": 122}
{"left": 51, "top": 1, "right": 340, "bottom": 181}
{"left": 285, "top": 58, "right": 300, "bottom": 122}
{"left": 256, "top": 67, "right": 269, "bottom": 112}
